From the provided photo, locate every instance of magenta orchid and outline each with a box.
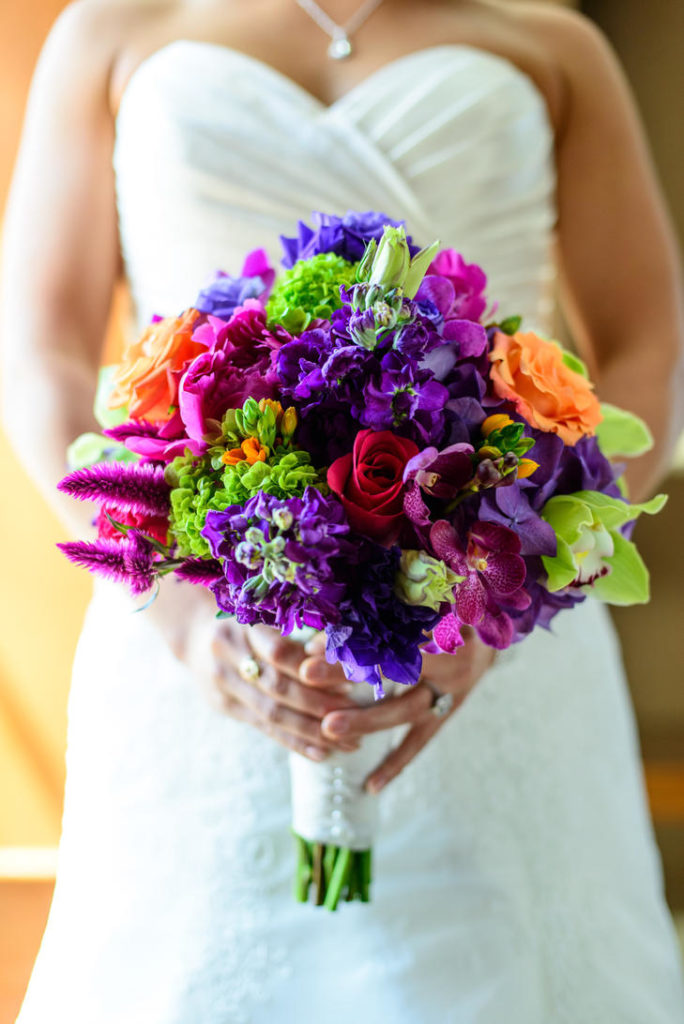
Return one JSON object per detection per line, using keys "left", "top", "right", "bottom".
{"left": 428, "top": 519, "right": 529, "bottom": 652}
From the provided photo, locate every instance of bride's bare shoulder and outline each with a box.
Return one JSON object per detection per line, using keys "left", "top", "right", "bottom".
{"left": 504, "top": 3, "right": 627, "bottom": 136}
{"left": 38, "top": 0, "right": 179, "bottom": 110}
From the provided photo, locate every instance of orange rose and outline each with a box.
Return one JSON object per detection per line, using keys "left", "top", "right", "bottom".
{"left": 489, "top": 330, "right": 602, "bottom": 446}
{"left": 108, "top": 308, "right": 204, "bottom": 421}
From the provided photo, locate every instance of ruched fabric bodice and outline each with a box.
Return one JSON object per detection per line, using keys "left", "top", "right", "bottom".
{"left": 17, "top": 39, "right": 684, "bottom": 1024}
{"left": 113, "top": 41, "right": 557, "bottom": 329}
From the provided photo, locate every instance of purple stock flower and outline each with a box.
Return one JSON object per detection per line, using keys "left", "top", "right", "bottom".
{"left": 279, "top": 211, "right": 418, "bottom": 269}
{"left": 429, "top": 519, "right": 528, "bottom": 651}
{"left": 58, "top": 531, "right": 156, "bottom": 595}
{"left": 360, "top": 353, "right": 448, "bottom": 444}
{"left": 194, "top": 250, "right": 275, "bottom": 317}
{"left": 203, "top": 488, "right": 356, "bottom": 634}
{"left": 58, "top": 461, "right": 170, "bottom": 517}
{"left": 325, "top": 543, "right": 439, "bottom": 695}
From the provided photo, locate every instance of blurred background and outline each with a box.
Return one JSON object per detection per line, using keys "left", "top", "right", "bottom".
{"left": 0, "top": 0, "right": 682, "bottom": 1019}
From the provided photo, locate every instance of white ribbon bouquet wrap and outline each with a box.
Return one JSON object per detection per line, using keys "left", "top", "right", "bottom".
{"left": 289, "top": 627, "right": 397, "bottom": 909}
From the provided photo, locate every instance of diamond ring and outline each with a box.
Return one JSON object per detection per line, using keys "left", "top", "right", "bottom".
{"left": 424, "top": 683, "right": 454, "bottom": 719}
{"left": 238, "top": 655, "right": 261, "bottom": 683}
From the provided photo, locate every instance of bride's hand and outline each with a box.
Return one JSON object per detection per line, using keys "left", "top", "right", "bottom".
{"left": 311, "top": 629, "right": 496, "bottom": 792}
{"left": 148, "top": 583, "right": 359, "bottom": 762}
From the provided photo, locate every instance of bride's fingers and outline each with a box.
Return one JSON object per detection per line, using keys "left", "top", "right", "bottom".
{"left": 298, "top": 655, "right": 348, "bottom": 690}
{"left": 213, "top": 687, "right": 331, "bottom": 763}
{"left": 364, "top": 717, "right": 443, "bottom": 794}
{"left": 247, "top": 624, "right": 309, "bottom": 681}
{"left": 226, "top": 671, "right": 359, "bottom": 753}
{"left": 214, "top": 633, "right": 356, "bottom": 721}
{"left": 321, "top": 683, "right": 434, "bottom": 740}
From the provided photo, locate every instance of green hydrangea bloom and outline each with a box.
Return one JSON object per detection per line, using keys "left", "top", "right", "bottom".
{"left": 266, "top": 253, "right": 358, "bottom": 333}
{"left": 166, "top": 447, "right": 328, "bottom": 557}
{"left": 221, "top": 449, "right": 327, "bottom": 504}
{"left": 166, "top": 454, "right": 230, "bottom": 557}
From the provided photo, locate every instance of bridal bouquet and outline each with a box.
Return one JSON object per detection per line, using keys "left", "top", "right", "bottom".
{"left": 58, "top": 210, "right": 665, "bottom": 909}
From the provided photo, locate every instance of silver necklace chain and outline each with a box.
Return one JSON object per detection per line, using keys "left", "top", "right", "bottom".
{"left": 294, "top": 0, "right": 386, "bottom": 59}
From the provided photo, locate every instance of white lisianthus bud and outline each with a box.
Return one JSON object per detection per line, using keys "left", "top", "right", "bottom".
{"left": 403, "top": 240, "right": 440, "bottom": 299}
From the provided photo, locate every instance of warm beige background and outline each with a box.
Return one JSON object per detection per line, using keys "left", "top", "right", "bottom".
{"left": 0, "top": 0, "right": 682, "bottom": 871}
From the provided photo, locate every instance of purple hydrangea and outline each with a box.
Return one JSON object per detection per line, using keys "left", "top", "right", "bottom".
{"left": 325, "top": 543, "right": 439, "bottom": 695}
{"left": 279, "top": 211, "right": 418, "bottom": 269}
{"left": 202, "top": 488, "right": 357, "bottom": 633}
{"left": 194, "top": 250, "right": 275, "bottom": 318}
{"left": 520, "top": 431, "right": 620, "bottom": 511}
{"left": 479, "top": 484, "right": 557, "bottom": 557}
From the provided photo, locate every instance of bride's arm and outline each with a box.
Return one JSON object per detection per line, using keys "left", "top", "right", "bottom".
{"left": 0, "top": 4, "right": 121, "bottom": 537}
{"left": 546, "top": 10, "right": 684, "bottom": 501}
{"left": 0, "top": 4, "right": 354, "bottom": 761}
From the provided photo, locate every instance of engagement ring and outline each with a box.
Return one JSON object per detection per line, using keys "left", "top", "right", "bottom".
{"left": 238, "top": 655, "right": 261, "bottom": 682}
{"left": 424, "top": 683, "right": 454, "bottom": 719}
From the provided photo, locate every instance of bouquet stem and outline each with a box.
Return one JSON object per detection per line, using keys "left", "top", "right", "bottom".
{"left": 292, "top": 834, "right": 372, "bottom": 910}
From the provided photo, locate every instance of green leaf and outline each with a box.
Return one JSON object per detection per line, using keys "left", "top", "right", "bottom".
{"left": 540, "top": 495, "right": 594, "bottom": 546}
{"left": 542, "top": 536, "right": 579, "bottom": 592}
{"left": 94, "top": 365, "right": 129, "bottom": 429}
{"left": 595, "top": 403, "right": 654, "bottom": 458}
{"left": 573, "top": 490, "right": 667, "bottom": 529}
{"left": 590, "top": 533, "right": 650, "bottom": 605}
{"left": 560, "top": 350, "right": 590, "bottom": 379}
{"left": 66, "top": 431, "right": 139, "bottom": 470}
{"left": 495, "top": 315, "right": 522, "bottom": 336}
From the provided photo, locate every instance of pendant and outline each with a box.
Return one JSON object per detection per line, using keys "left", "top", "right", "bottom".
{"left": 328, "top": 33, "right": 353, "bottom": 60}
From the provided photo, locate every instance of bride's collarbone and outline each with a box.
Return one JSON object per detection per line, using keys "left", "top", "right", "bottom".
{"left": 107, "top": 3, "right": 563, "bottom": 128}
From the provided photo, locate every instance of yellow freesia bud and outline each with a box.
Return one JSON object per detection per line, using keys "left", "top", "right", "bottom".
{"left": 478, "top": 445, "right": 501, "bottom": 460}
{"left": 258, "top": 398, "right": 284, "bottom": 418}
{"left": 281, "top": 406, "right": 298, "bottom": 439}
{"left": 481, "top": 414, "right": 513, "bottom": 437}
{"left": 517, "top": 459, "right": 539, "bottom": 479}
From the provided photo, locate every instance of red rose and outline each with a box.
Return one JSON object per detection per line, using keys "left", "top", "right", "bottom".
{"left": 327, "top": 429, "right": 419, "bottom": 544}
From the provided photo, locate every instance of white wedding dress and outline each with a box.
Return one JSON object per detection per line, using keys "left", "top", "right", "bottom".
{"left": 17, "top": 42, "right": 684, "bottom": 1023}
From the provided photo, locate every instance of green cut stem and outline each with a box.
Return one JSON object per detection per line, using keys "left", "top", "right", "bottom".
{"left": 324, "top": 846, "right": 353, "bottom": 912}
{"left": 312, "top": 842, "right": 325, "bottom": 906}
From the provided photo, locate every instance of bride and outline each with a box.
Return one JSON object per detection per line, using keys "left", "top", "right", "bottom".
{"left": 3, "top": 0, "right": 684, "bottom": 1020}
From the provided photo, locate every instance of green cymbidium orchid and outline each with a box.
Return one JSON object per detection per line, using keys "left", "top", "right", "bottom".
{"left": 540, "top": 490, "right": 667, "bottom": 604}
{"left": 395, "top": 550, "right": 463, "bottom": 612}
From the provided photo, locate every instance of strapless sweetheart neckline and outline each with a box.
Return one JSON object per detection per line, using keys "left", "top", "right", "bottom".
{"left": 115, "top": 39, "right": 552, "bottom": 131}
